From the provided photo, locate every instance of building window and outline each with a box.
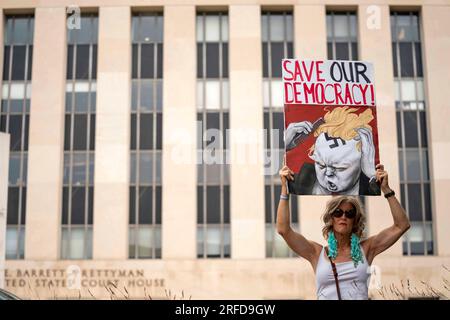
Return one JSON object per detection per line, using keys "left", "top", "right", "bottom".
{"left": 1, "top": 15, "right": 34, "bottom": 260}
{"left": 129, "top": 13, "right": 163, "bottom": 259}
{"left": 196, "top": 12, "right": 230, "bottom": 259}
{"left": 327, "top": 11, "right": 358, "bottom": 60}
{"left": 391, "top": 12, "right": 433, "bottom": 256}
{"left": 61, "top": 14, "right": 98, "bottom": 259}
{"left": 262, "top": 11, "right": 298, "bottom": 258}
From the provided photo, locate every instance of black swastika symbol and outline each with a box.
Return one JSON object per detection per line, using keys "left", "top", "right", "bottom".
{"left": 324, "top": 132, "right": 346, "bottom": 149}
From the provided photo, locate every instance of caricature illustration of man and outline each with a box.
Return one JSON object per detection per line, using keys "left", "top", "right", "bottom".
{"left": 284, "top": 106, "right": 380, "bottom": 195}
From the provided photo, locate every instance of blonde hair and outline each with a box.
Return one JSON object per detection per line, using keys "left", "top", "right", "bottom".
{"left": 309, "top": 106, "right": 373, "bottom": 156}
{"left": 321, "top": 196, "right": 366, "bottom": 239}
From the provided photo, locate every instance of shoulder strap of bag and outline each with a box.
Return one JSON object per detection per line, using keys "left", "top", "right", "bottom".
{"left": 325, "top": 246, "right": 342, "bottom": 300}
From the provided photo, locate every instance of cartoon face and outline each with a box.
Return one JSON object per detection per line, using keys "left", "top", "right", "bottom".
{"left": 310, "top": 133, "right": 361, "bottom": 193}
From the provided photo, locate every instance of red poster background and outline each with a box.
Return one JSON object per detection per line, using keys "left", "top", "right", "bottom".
{"left": 284, "top": 104, "right": 380, "bottom": 195}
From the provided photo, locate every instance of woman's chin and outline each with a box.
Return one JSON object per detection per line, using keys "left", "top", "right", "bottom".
{"left": 334, "top": 228, "right": 351, "bottom": 235}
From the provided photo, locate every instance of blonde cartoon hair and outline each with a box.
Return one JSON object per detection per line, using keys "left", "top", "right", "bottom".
{"left": 309, "top": 106, "right": 373, "bottom": 156}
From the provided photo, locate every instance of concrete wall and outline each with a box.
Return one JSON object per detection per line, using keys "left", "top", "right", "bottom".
{"left": 422, "top": 5, "right": 450, "bottom": 256}
{"left": 4, "top": 256, "right": 450, "bottom": 299}
{"left": 93, "top": 6, "right": 131, "bottom": 260}
{"left": 24, "top": 7, "right": 67, "bottom": 260}
{"left": 162, "top": 5, "right": 197, "bottom": 259}
{"left": 229, "top": 5, "right": 265, "bottom": 259}
{"left": 0, "top": 10, "right": 4, "bottom": 290}
{"left": 1, "top": 0, "right": 450, "bottom": 9}
{"left": 0, "top": 133, "right": 10, "bottom": 289}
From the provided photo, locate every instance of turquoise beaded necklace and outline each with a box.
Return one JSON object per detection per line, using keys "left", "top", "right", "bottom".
{"left": 327, "top": 231, "right": 364, "bottom": 267}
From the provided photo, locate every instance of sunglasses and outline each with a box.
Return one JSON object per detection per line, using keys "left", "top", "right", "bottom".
{"left": 332, "top": 208, "right": 356, "bottom": 219}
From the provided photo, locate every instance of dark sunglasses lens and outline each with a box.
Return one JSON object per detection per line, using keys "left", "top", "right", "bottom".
{"left": 345, "top": 209, "right": 356, "bottom": 219}
{"left": 333, "top": 209, "right": 344, "bottom": 218}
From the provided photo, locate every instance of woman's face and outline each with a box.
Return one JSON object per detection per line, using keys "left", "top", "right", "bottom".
{"left": 332, "top": 202, "right": 355, "bottom": 235}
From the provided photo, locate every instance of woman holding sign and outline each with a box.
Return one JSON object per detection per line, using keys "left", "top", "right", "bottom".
{"left": 276, "top": 163, "right": 410, "bottom": 300}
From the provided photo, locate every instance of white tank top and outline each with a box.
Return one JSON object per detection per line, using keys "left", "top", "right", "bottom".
{"left": 315, "top": 245, "right": 370, "bottom": 300}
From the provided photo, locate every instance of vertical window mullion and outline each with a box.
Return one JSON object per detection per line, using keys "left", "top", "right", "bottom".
{"left": 84, "top": 39, "right": 93, "bottom": 258}
{"left": 397, "top": 22, "right": 410, "bottom": 254}
{"left": 283, "top": 12, "right": 287, "bottom": 61}
{"left": 331, "top": 12, "right": 336, "bottom": 59}
{"left": 270, "top": 183, "right": 275, "bottom": 257}
{"left": 68, "top": 40, "right": 76, "bottom": 255}
{"left": 134, "top": 17, "right": 142, "bottom": 258}
{"left": 267, "top": 12, "right": 272, "bottom": 78}
{"left": 347, "top": 13, "right": 352, "bottom": 60}
{"left": 16, "top": 40, "right": 30, "bottom": 244}
{"left": 263, "top": 12, "right": 274, "bottom": 257}
{"left": 135, "top": 20, "right": 141, "bottom": 264}
{"left": 135, "top": 41, "right": 142, "bottom": 258}
{"left": 218, "top": 13, "right": 224, "bottom": 258}
{"left": 5, "top": 44, "right": 13, "bottom": 132}
{"left": 136, "top": 46, "right": 141, "bottom": 233}
{"left": 410, "top": 12, "right": 427, "bottom": 255}
{"left": 152, "top": 31, "right": 158, "bottom": 259}
{"left": 202, "top": 14, "right": 207, "bottom": 258}
{"left": 216, "top": 13, "right": 224, "bottom": 258}
{"left": 393, "top": 16, "right": 406, "bottom": 254}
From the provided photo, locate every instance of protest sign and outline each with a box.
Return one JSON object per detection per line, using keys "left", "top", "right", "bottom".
{"left": 283, "top": 59, "right": 381, "bottom": 196}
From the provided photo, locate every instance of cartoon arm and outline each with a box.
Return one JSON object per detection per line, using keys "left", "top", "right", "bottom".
{"left": 357, "top": 127, "right": 376, "bottom": 179}
{"left": 284, "top": 121, "right": 313, "bottom": 151}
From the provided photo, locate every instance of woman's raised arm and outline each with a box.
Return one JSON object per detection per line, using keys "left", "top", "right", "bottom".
{"left": 277, "top": 165, "right": 322, "bottom": 269}
{"left": 363, "top": 164, "right": 411, "bottom": 264}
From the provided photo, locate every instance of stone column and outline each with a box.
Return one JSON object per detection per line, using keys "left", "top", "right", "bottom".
{"left": 92, "top": 6, "right": 131, "bottom": 260}
{"left": 162, "top": 6, "right": 197, "bottom": 258}
{"left": 25, "top": 7, "right": 67, "bottom": 260}
{"left": 229, "top": 5, "right": 265, "bottom": 258}
{"left": 422, "top": 5, "right": 450, "bottom": 256}
{"left": 0, "top": 12, "right": 6, "bottom": 288}
{"left": 0, "top": 133, "right": 10, "bottom": 288}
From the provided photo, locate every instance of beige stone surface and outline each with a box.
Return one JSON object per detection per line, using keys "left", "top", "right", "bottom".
{"left": 422, "top": 5, "right": 450, "bottom": 256}
{"left": 93, "top": 6, "right": 131, "bottom": 260}
{"left": 2, "top": 0, "right": 450, "bottom": 10}
{"left": 5, "top": 256, "right": 450, "bottom": 299}
{"left": 162, "top": 5, "right": 197, "bottom": 259}
{"left": 294, "top": 5, "right": 327, "bottom": 60}
{"left": 0, "top": 10, "right": 3, "bottom": 85}
{"left": 25, "top": 7, "right": 67, "bottom": 260}
{"left": 0, "top": 13, "right": 5, "bottom": 290}
{"left": 229, "top": 5, "right": 265, "bottom": 259}
{"left": 0, "top": 133, "right": 10, "bottom": 289}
